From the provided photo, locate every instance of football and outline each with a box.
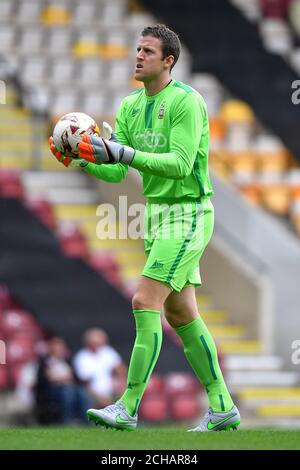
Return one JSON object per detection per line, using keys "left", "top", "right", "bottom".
{"left": 52, "top": 112, "right": 100, "bottom": 157}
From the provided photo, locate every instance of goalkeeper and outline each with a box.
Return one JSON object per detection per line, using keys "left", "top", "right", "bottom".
{"left": 50, "top": 24, "right": 240, "bottom": 432}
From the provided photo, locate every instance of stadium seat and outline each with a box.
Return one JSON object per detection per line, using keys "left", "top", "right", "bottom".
{"left": 164, "top": 372, "right": 200, "bottom": 398}
{"left": 58, "top": 223, "right": 90, "bottom": 258}
{"left": 89, "top": 252, "right": 122, "bottom": 286}
{"left": 290, "top": 199, "right": 300, "bottom": 235}
{"left": 143, "top": 374, "right": 165, "bottom": 395}
{"left": 261, "top": 0, "right": 290, "bottom": 18}
{"left": 82, "top": 91, "right": 107, "bottom": 116}
{"left": 232, "top": 174, "right": 262, "bottom": 206}
{"left": 73, "top": 1, "right": 98, "bottom": 24}
{"left": 139, "top": 393, "right": 169, "bottom": 422}
{"left": 169, "top": 393, "right": 200, "bottom": 421}
{"left": 0, "top": 285, "right": 11, "bottom": 310}
{"left": 289, "top": 47, "right": 300, "bottom": 74}
{"left": 7, "top": 337, "right": 37, "bottom": 365}
{"left": 2, "top": 309, "right": 39, "bottom": 336}
{"left": 260, "top": 18, "right": 292, "bottom": 54}
{"left": 0, "top": 0, "right": 14, "bottom": 23}
{"left": 0, "top": 170, "right": 24, "bottom": 199}
{"left": 51, "top": 90, "right": 79, "bottom": 116}
{"left": 77, "top": 59, "right": 104, "bottom": 86}
{"left": 21, "top": 57, "right": 48, "bottom": 88}
{"left": 19, "top": 27, "right": 44, "bottom": 55}
{"left": 47, "top": 28, "right": 72, "bottom": 56}
{"left": 50, "top": 59, "right": 75, "bottom": 86}
{"left": 0, "top": 367, "right": 8, "bottom": 390}
{"left": 41, "top": 6, "right": 71, "bottom": 26}
{"left": 258, "top": 149, "right": 290, "bottom": 173}
{"left": 191, "top": 73, "right": 224, "bottom": 118}
{"left": 60, "top": 239, "right": 90, "bottom": 258}
{"left": 101, "top": 0, "right": 126, "bottom": 23}
{"left": 0, "top": 25, "right": 15, "bottom": 54}
{"left": 163, "top": 372, "right": 202, "bottom": 421}
{"left": 260, "top": 174, "right": 291, "bottom": 215}
{"left": 15, "top": 0, "right": 43, "bottom": 24}
{"left": 26, "top": 198, "right": 56, "bottom": 230}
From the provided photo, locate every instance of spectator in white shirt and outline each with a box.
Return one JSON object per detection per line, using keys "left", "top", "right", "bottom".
{"left": 73, "top": 328, "right": 127, "bottom": 407}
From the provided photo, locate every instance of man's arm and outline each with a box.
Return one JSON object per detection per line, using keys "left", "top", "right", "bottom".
{"left": 78, "top": 93, "right": 205, "bottom": 180}
{"left": 82, "top": 161, "right": 128, "bottom": 183}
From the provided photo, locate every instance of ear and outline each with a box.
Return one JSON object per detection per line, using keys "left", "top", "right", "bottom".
{"left": 164, "top": 55, "right": 174, "bottom": 70}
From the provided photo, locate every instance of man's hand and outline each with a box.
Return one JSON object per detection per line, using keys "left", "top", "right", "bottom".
{"left": 49, "top": 137, "right": 88, "bottom": 168}
{"left": 78, "top": 133, "right": 135, "bottom": 165}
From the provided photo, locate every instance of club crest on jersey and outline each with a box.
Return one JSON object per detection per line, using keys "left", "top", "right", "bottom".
{"left": 158, "top": 103, "right": 165, "bottom": 119}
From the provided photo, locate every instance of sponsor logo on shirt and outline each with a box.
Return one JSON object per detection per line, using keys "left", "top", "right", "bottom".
{"left": 135, "top": 131, "right": 167, "bottom": 149}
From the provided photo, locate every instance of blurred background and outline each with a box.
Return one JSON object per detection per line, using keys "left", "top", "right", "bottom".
{"left": 0, "top": 0, "right": 300, "bottom": 429}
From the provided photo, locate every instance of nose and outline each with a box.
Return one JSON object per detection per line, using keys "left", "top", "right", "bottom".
{"left": 136, "top": 49, "right": 144, "bottom": 61}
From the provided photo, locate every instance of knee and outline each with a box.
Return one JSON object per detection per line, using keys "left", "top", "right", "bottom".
{"left": 132, "top": 292, "right": 161, "bottom": 311}
{"left": 164, "top": 308, "right": 178, "bottom": 328}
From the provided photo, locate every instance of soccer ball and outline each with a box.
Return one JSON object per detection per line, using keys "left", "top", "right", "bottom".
{"left": 52, "top": 112, "right": 100, "bottom": 157}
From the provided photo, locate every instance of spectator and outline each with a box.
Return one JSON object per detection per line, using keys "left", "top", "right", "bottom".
{"left": 73, "top": 328, "right": 127, "bottom": 407}
{"left": 34, "top": 336, "right": 89, "bottom": 424}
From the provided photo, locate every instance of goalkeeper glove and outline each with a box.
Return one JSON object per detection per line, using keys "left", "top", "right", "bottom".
{"left": 78, "top": 132, "right": 135, "bottom": 165}
{"left": 49, "top": 136, "right": 88, "bottom": 168}
{"left": 49, "top": 121, "right": 115, "bottom": 168}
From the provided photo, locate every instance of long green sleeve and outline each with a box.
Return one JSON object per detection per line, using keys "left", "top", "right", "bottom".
{"left": 83, "top": 161, "right": 128, "bottom": 183}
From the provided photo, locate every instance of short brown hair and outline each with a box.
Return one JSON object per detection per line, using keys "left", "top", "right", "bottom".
{"left": 141, "top": 24, "right": 181, "bottom": 71}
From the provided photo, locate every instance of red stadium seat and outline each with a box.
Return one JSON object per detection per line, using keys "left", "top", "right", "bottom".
{"left": 261, "top": 0, "right": 290, "bottom": 18}
{"left": 60, "top": 239, "right": 90, "bottom": 258}
{"left": 0, "top": 367, "right": 8, "bottom": 390}
{"left": 0, "top": 170, "right": 24, "bottom": 199}
{"left": 7, "top": 337, "right": 37, "bottom": 364}
{"left": 89, "top": 252, "right": 122, "bottom": 287}
{"left": 163, "top": 372, "right": 202, "bottom": 421}
{"left": 144, "top": 374, "right": 165, "bottom": 395}
{"left": 2, "top": 309, "right": 38, "bottom": 336}
{"left": 169, "top": 393, "right": 200, "bottom": 421}
{"left": 26, "top": 198, "right": 56, "bottom": 230}
{"left": 0, "top": 285, "right": 11, "bottom": 310}
{"left": 58, "top": 223, "right": 90, "bottom": 258}
{"left": 139, "top": 393, "right": 169, "bottom": 422}
{"left": 164, "top": 372, "right": 200, "bottom": 398}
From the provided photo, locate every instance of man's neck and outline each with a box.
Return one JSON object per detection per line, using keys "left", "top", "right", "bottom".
{"left": 144, "top": 75, "right": 172, "bottom": 96}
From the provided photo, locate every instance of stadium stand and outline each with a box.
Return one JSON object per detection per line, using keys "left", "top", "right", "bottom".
{"left": 1, "top": 0, "right": 300, "bottom": 427}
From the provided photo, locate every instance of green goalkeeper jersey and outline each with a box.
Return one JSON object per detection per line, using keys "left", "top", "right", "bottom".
{"left": 84, "top": 80, "right": 213, "bottom": 201}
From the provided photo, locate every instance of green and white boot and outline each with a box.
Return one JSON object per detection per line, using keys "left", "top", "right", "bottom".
{"left": 188, "top": 405, "right": 240, "bottom": 432}
{"left": 87, "top": 402, "right": 137, "bottom": 431}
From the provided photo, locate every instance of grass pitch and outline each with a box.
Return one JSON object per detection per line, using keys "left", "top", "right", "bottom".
{"left": 0, "top": 427, "right": 300, "bottom": 450}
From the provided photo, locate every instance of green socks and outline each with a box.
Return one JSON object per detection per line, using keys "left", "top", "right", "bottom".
{"left": 120, "top": 309, "right": 162, "bottom": 416}
{"left": 175, "top": 316, "right": 234, "bottom": 412}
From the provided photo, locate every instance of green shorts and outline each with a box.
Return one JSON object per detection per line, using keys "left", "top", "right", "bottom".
{"left": 142, "top": 197, "right": 214, "bottom": 292}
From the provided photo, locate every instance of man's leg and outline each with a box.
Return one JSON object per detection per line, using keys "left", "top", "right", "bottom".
{"left": 87, "top": 276, "right": 171, "bottom": 429}
{"left": 118, "top": 276, "right": 171, "bottom": 415}
{"left": 164, "top": 285, "right": 239, "bottom": 430}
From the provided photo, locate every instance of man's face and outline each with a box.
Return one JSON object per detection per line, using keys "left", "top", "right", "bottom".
{"left": 135, "top": 35, "right": 170, "bottom": 82}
